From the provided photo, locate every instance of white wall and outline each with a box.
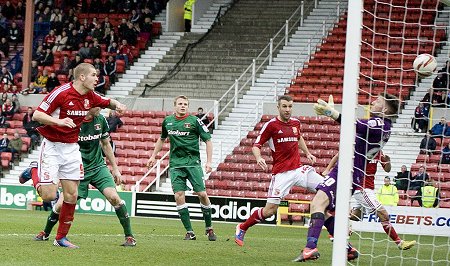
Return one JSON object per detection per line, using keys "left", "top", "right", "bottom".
{"left": 166, "top": 0, "right": 185, "bottom": 32}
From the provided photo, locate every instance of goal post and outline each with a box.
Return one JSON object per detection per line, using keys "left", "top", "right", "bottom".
{"left": 331, "top": 0, "right": 363, "bottom": 265}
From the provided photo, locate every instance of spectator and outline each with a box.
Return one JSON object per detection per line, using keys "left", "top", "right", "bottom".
{"left": 2, "top": 1, "right": 16, "bottom": 20}
{"left": 196, "top": 107, "right": 211, "bottom": 127}
{"left": 93, "top": 57, "right": 105, "bottom": 74}
{"left": 23, "top": 107, "right": 40, "bottom": 147}
{"left": 395, "top": 165, "right": 411, "bottom": 191}
{"left": 432, "top": 72, "right": 447, "bottom": 89}
{"left": 78, "top": 41, "right": 91, "bottom": 60}
{"left": 410, "top": 166, "right": 429, "bottom": 191}
{"left": 52, "top": 30, "right": 68, "bottom": 52}
{"left": 124, "top": 22, "right": 138, "bottom": 46}
{"left": 106, "top": 110, "right": 123, "bottom": 132}
{"left": 104, "top": 55, "right": 117, "bottom": 85}
{"left": 130, "top": 9, "right": 140, "bottom": 24}
{"left": 77, "top": 25, "right": 88, "bottom": 42}
{"left": 101, "top": 17, "right": 112, "bottom": 31}
{"left": 94, "top": 69, "right": 106, "bottom": 95}
{"left": 50, "top": 12, "right": 64, "bottom": 35}
{"left": 0, "top": 37, "right": 10, "bottom": 60}
{"left": 0, "top": 92, "right": 7, "bottom": 105}
{"left": 69, "top": 54, "right": 83, "bottom": 69}
{"left": 376, "top": 177, "right": 399, "bottom": 206}
{"left": 116, "top": 39, "right": 132, "bottom": 67}
{"left": 16, "top": 1, "right": 25, "bottom": 20}
{"left": 7, "top": 130, "right": 22, "bottom": 159}
{"left": 441, "top": 142, "right": 450, "bottom": 164}
{"left": 32, "top": 45, "right": 45, "bottom": 63}
{"left": 0, "top": 133, "right": 9, "bottom": 152}
{"left": 0, "top": 67, "right": 14, "bottom": 92}
{"left": 21, "top": 82, "right": 37, "bottom": 94}
{"left": 90, "top": 40, "right": 102, "bottom": 60}
{"left": 91, "top": 23, "right": 105, "bottom": 42}
{"left": 117, "top": 18, "right": 128, "bottom": 39}
{"left": 2, "top": 98, "right": 14, "bottom": 119}
{"left": 416, "top": 178, "right": 439, "bottom": 208}
{"left": 34, "top": 69, "right": 49, "bottom": 93}
{"left": 421, "top": 88, "right": 441, "bottom": 107}
{"left": 67, "top": 68, "right": 74, "bottom": 82}
{"left": 43, "top": 29, "right": 57, "bottom": 50}
{"left": 420, "top": 130, "right": 437, "bottom": 155}
{"left": 107, "top": 41, "right": 118, "bottom": 54}
{"left": 56, "top": 54, "right": 71, "bottom": 75}
{"left": 39, "top": 87, "right": 49, "bottom": 94}
{"left": 140, "top": 17, "right": 153, "bottom": 38}
{"left": 411, "top": 102, "right": 427, "bottom": 133}
{"left": 102, "top": 28, "right": 117, "bottom": 46}
{"left": 46, "top": 72, "right": 60, "bottom": 93}
{"left": 11, "top": 93, "right": 20, "bottom": 114}
{"left": 8, "top": 22, "right": 23, "bottom": 48}
{"left": 66, "top": 29, "right": 81, "bottom": 51}
{"left": 430, "top": 117, "right": 450, "bottom": 138}
{"left": 41, "top": 6, "right": 52, "bottom": 22}
{"left": 40, "top": 48, "right": 54, "bottom": 67}
{"left": 30, "top": 60, "right": 39, "bottom": 82}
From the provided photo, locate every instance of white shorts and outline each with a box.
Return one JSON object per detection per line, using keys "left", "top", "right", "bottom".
{"left": 351, "top": 189, "right": 382, "bottom": 214}
{"left": 38, "top": 138, "right": 84, "bottom": 186}
{"left": 267, "top": 165, "right": 324, "bottom": 204}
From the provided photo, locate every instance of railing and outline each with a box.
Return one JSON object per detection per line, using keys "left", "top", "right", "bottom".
{"left": 134, "top": 0, "right": 347, "bottom": 192}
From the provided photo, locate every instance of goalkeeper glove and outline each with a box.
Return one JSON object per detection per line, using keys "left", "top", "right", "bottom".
{"left": 313, "top": 95, "right": 340, "bottom": 120}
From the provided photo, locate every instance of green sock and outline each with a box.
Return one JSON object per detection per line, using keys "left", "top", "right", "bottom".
{"left": 44, "top": 210, "right": 59, "bottom": 235}
{"left": 201, "top": 204, "right": 212, "bottom": 229}
{"left": 115, "top": 203, "right": 133, "bottom": 237}
{"left": 178, "top": 206, "right": 193, "bottom": 232}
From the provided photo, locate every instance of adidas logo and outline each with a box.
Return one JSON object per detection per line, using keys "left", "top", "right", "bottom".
{"left": 69, "top": 101, "right": 74, "bottom": 106}
{"left": 278, "top": 130, "right": 283, "bottom": 134}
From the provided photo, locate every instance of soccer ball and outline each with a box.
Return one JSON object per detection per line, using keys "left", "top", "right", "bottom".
{"left": 413, "top": 54, "right": 437, "bottom": 77}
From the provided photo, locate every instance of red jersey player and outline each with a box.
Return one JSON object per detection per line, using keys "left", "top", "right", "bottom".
{"left": 235, "top": 95, "right": 324, "bottom": 247}
{"left": 30, "top": 63, "right": 126, "bottom": 248}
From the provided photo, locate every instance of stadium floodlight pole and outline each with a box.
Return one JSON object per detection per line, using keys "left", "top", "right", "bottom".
{"left": 331, "top": 0, "right": 363, "bottom": 265}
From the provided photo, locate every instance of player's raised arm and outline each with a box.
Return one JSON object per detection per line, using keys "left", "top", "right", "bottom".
{"left": 147, "top": 137, "right": 165, "bottom": 168}
{"left": 313, "top": 95, "right": 341, "bottom": 122}
{"left": 33, "top": 109, "right": 76, "bottom": 128}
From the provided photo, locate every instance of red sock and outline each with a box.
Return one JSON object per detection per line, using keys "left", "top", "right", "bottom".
{"left": 381, "top": 221, "right": 401, "bottom": 244}
{"left": 55, "top": 201, "right": 76, "bottom": 240}
{"left": 31, "top": 168, "right": 39, "bottom": 188}
{"left": 240, "top": 208, "right": 265, "bottom": 231}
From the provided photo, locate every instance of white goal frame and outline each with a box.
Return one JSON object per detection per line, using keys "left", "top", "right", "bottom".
{"left": 331, "top": 0, "right": 363, "bottom": 265}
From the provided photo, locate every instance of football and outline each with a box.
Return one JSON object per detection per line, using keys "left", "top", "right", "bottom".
{"left": 413, "top": 53, "right": 437, "bottom": 77}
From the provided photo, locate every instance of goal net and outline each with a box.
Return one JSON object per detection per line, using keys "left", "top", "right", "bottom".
{"left": 334, "top": 0, "right": 450, "bottom": 265}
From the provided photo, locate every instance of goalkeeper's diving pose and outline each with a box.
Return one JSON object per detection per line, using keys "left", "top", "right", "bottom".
{"left": 294, "top": 94, "right": 415, "bottom": 263}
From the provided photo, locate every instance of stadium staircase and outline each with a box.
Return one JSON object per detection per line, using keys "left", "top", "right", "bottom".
{"left": 190, "top": 0, "right": 232, "bottom": 33}
{"left": 210, "top": 0, "right": 348, "bottom": 167}
{"left": 133, "top": 0, "right": 303, "bottom": 100}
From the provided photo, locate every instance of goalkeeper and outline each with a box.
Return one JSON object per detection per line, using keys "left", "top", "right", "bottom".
{"left": 294, "top": 94, "right": 413, "bottom": 262}
{"left": 20, "top": 107, "right": 136, "bottom": 247}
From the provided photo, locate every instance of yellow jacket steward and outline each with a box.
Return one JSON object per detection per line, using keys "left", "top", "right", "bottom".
{"left": 184, "top": 0, "right": 195, "bottom": 20}
{"left": 421, "top": 185, "right": 438, "bottom": 208}
{"left": 377, "top": 185, "right": 399, "bottom": 206}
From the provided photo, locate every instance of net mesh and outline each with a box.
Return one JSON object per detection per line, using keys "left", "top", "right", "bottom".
{"left": 346, "top": 0, "right": 450, "bottom": 265}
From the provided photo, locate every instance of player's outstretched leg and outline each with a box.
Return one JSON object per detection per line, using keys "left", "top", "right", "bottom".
{"left": 234, "top": 208, "right": 267, "bottom": 246}
{"left": 234, "top": 223, "right": 246, "bottom": 246}
{"left": 114, "top": 200, "right": 136, "bottom": 247}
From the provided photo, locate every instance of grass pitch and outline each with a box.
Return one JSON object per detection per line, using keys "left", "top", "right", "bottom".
{"left": 0, "top": 209, "right": 448, "bottom": 266}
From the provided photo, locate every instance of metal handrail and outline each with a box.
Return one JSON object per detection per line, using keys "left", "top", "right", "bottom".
{"left": 135, "top": 0, "right": 347, "bottom": 192}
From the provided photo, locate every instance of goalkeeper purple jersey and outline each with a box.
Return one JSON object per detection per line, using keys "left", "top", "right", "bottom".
{"left": 329, "top": 116, "right": 392, "bottom": 188}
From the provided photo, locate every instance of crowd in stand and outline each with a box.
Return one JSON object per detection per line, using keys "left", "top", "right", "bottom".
{"left": 0, "top": 0, "right": 167, "bottom": 95}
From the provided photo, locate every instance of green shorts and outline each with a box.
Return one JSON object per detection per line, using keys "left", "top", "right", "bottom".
{"left": 170, "top": 166, "right": 205, "bottom": 193}
{"left": 78, "top": 166, "right": 116, "bottom": 199}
